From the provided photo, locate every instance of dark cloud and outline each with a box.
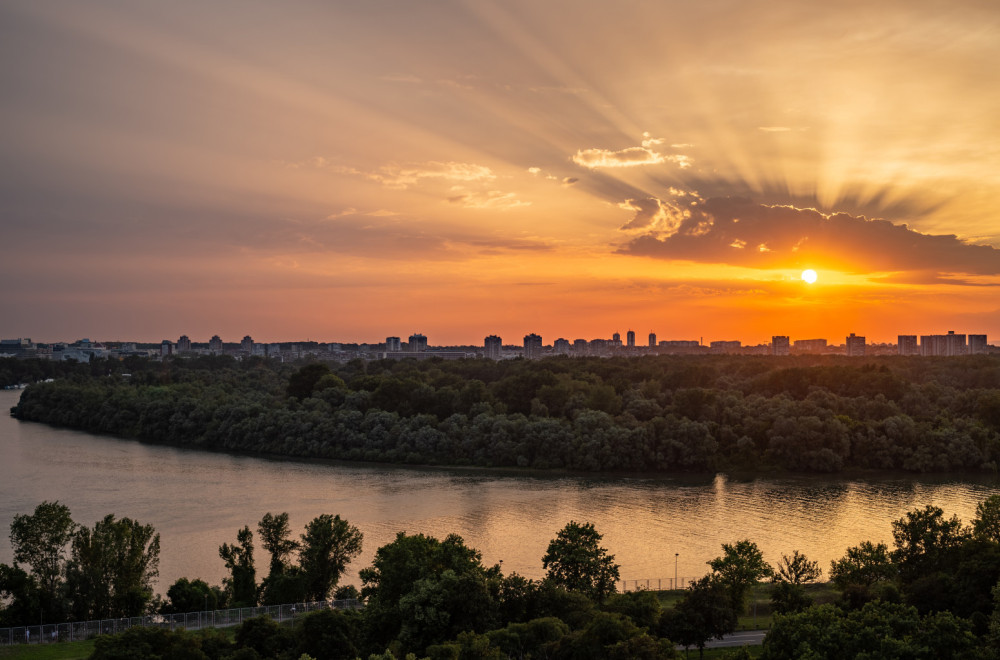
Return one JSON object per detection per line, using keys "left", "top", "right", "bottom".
{"left": 619, "top": 197, "right": 1000, "bottom": 275}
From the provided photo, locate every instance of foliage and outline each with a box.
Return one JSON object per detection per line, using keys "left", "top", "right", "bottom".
{"left": 890, "top": 505, "right": 969, "bottom": 583}
{"left": 542, "top": 521, "right": 620, "bottom": 602}
{"left": 163, "top": 578, "right": 221, "bottom": 614}
{"left": 659, "top": 575, "right": 736, "bottom": 656}
{"left": 219, "top": 526, "right": 257, "bottom": 607}
{"left": 828, "top": 541, "right": 896, "bottom": 590}
{"left": 14, "top": 354, "right": 1000, "bottom": 475}
{"left": 707, "top": 540, "right": 773, "bottom": 613}
{"left": 773, "top": 550, "right": 821, "bottom": 585}
{"left": 65, "top": 514, "right": 160, "bottom": 620}
{"left": 8, "top": 501, "right": 75, "bottom": 621}
{"left": 769, "top": 581, "right": 812, "bottom": 615}
{"left": 973, "top": 494, "right": 1000, "bottom": 543}
{"left": 298, "top": 514, "right": 363, "bottom": 602}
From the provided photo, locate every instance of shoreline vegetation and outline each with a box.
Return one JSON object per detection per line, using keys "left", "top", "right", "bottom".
{"left": 7, "top": 353, "right": 1000, "bottom": 475}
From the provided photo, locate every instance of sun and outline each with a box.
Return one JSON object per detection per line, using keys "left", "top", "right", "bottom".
{"left": 801, "top": 269, "right": 818, "bottom": 284}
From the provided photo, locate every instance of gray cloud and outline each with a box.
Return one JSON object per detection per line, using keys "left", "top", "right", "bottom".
{"left": 619, "top": 197, "right": 1000, "bottom": 275}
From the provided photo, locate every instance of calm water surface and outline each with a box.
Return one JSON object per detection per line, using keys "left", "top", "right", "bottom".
{"left": 2, "top": 389, "right": 998, "bottom": 593}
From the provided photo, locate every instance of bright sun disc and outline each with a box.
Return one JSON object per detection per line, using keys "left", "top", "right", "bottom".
{"left": 801, "top": 269, "right": 818, "bottom": 284}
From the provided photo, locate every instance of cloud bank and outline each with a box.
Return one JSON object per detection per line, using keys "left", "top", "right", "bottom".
{"left": 619, "top": 197, "right": 1000, "bottom": 276}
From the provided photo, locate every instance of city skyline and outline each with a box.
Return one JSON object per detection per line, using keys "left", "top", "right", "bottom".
{"left": 3, "top": 2, "right": 1000, "bottom": 344}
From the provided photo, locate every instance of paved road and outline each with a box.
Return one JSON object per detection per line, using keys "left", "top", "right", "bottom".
{"left": 677, "top": 629, "right": 768, "bottom": 651}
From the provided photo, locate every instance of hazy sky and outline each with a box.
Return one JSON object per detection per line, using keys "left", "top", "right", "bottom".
{"left": 3, "top": 0, "right": 1000, "bottom": 345}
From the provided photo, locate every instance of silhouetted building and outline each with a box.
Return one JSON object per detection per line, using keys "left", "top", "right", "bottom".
{"left": 161, "top": 340, "right": 174, "bottom": 357}
{"left": 484, "top": 335, "right": 502, "bottom": 360}
{"left": 386, "top": 336, "right": 401, "bottom": 352}
{"left": 626, "top": 330, "right": 635, "bottom": 348}
{"left": 523, "top": 333, "right": 543, "bottom": 359}
{"left": 771, "top": 336, "right": 790, "bottom": 356}
{"left": 553, "top": 338, "right": 571, "bottom": 355}
{"left": 573, "top": 338, "right": 588, "bottom": 354}
{"left": 408, "top": 333, "right": 428, "bottom": 352}
{"left": 176, "top": 335, "right": 192, "bottom": 352}
{"left": 793, "top": 338, "right": 827, "bottom": 353}
{"left": 648, "top": 332, "right": 656, "bottom": 347}
{"left": 921, "top": 331, "right": 966, "bottom": 356}
{"left": 969, "top": 334, "right": 988, "bottom": 355}
{"left": 241, "top": 335, "right": 253, "bottom": 353}
{"left": 209, "top": 335, "right": 223, "bottom": 353}
{"left": 710, "top": 340, "right": 741, "bottom": 354}
{"left": 612, "top": 332, "right": 621, "bottom": 348}
{"left": 846, "top": 333, "right": 866, "bottom": 357}
{"left": 897, "top": 335, "right": 918, "bottom": 356}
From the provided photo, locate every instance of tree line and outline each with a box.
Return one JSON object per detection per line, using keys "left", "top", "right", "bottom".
{"left": 9, "top": 496, "right": 1000, "bottom": 658}
{"left": 11, "top": 353, "right": 1000, "bottom": 474}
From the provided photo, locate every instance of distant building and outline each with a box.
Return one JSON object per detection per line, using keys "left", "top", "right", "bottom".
{"left": 793, "top": 338, "right": 827, "bottom": 353}
{"left": 386, "top": 336, "right": 402, "bottom": 352}
{"left": 408, "top": 333, "right": 428, "bottom": 352}
{"left": 626, "top": 330, "right": 635, "bottom": 348}
{"left": 161, "top": 340, "right": 174, "bottom": 357}
{"left": 209, "top": 335, "right": 223, "bottom": 353}
{"left": 523, "top": 333, "right": 543, "bottom": 359}
{"left": 945, "top": 331, "right": 966, "bottom": 356}
{"left": 921, "top": 331, "right": 967, "bottom": 356}
{"left": 484, "top": 335, "right": 502, "bottom": 360}
{"left": 771, "top": 336, "right": 790, "bottom": 356}
{"left": 969, "top": 334, "right": 988, "bottom": 355}
{"left": 0, "top": 338, "right": 36, "bottom": 357}
{"left": 573, "top": 338, "right": 588, "bottom": 354}
{"left": 176, "top": 335, "right": 192, "bottom": 352}
{"left": 846, "top": 333, "right": 866, "bottom": 357}
{"left": 648, "top": 332, "right": 657, "bottom": 348}
{"left": 897, "top": 335, "right": 918, "bottom": 356}
{"left": 553, "top": 338, "right": 571, "bottom": 355}
{"left": 710, "top": 340, "right": 741, "bottom": 354}
{"left": 612, "top": 332, "right": 621, "bottom": 348}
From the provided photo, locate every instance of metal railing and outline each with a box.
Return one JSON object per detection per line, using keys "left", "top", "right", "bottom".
{"left": 0, "top": 598, "right": 361, "bottom": 646}
{"left": 619, "top": 577, "right": 694, "bottom": 592}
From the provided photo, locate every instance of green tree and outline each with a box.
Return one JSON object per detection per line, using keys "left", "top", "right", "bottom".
{"left": 829, "top": 541, "right": 896, "bottom": 590}
{"left": 707, "top": 539, "right": 773, "bottom": 613}
{"left": 9, "top": 501, "right": 75, "bottom": 621}
{"left": 258, "top": 512, "right": 299, "bottom": 577}
{"left": 659, "top": 575, "right": 736, "bottom": 659}
{"left": 66, "top": 514, "right": 160, "bottom": 619}
{"left": 219, "top": 526, "right": 257, "bottom": 607}
{"left": 773, "top": 550, "right": 821, "bottom": 584}
{"left": 299, "top": 514, "right": 363, "bottom": 602}
{"left": 542, "top": 521, "right": 620, "bottom": 602}
{"left": 891, "top": 505, "right": 969, "bottom": 583}
{"left": 288, "top": 364, "right": 332, "bottom": 399}
{"left": 974, "top": 494, "right": 1000, "bottom": 543}
{"left": 163, "top": 577, "right": 220, "bottom": 614}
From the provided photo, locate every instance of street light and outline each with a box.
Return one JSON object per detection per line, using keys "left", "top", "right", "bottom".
{"left": 674, "top": 553, "right": 679, "bottom": 589}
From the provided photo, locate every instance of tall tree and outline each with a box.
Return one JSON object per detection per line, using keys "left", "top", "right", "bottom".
{"left": 707, "top": 539, "right": 773, "bottom": 613}
{"left": 973, "top": 495, "right": 1000, "bottom": 544}
{"left": 542, "top": 521, "right": 620, "bottom": 602}
{"left": 258, "top": 512, "right": 299, "bottom": 577}
{"left": 219, "top": 526, "right": 257, "bottom": 607}
{"left": 9, "top": 501, "right": 75, "bottom": 621}
{"left": 774, "top": 550, "right": 822, "bottom": 584}
{"left": 66, "top": 514, "right": 160, "bottom": 619}
{"left": 298, "top": 514, "right": 362, "bottom": 602}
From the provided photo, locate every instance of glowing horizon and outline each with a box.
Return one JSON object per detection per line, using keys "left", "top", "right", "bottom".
{"left": 2, "top": 1, "right": 999, "bottom": 345}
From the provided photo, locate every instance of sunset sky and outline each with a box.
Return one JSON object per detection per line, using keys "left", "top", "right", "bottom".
{"left": 3, "top": 0, "right": 1000, "bottom": 345}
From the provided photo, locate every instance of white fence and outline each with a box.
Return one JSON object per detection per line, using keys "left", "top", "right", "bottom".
{"left": 0, "top": 598, "right": 361, "bottom": 646}
{"left": 619, "top": 577, "right": 694, "bottom": 592}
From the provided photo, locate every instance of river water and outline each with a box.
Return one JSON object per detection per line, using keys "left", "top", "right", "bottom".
{"left": 2, "top": 389, "right": 998, "bottom": 593}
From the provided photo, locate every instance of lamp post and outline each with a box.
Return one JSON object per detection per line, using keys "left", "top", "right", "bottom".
{"left": 674, "top": 553, "right": 679, "bottom": 589}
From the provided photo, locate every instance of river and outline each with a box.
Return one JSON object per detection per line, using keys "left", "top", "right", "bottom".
{"left": 2, "top": 389, "right": 997, "bottom": 593}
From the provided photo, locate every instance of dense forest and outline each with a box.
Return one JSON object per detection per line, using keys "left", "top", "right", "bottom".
{"left": 9, "top": 353, "right": 1000, "bottom": 474}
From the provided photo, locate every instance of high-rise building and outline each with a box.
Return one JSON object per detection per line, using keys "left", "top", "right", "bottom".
{"left": 897, "top": 335, "right": 918, "bottom": 356}
{"left": 969, "top": 334, "right": 988, "bottom": 355}
{"left": 160, "top": 340, "right": 174, "bottom": 357}
{"left": 386, "top": 336, "right": 402, "bottom": 352}
{"left": 612, "top": 332, "right": 621, "bottom": 347}
{"left": 209, "top": 335, "right": 223, "bottom": 353}
{"left": 793, "top": 338, "right": 828, "bottom": 353}
{"left": 484, "top": 335, "right": 502, "bottom": 360}
{"left": 241, "top": 335, "right": 253, "bottom": 353}
{"left": 945, "top": 330, "right": 966, "bottom": 356}
{"left": 523, "top": 333, "right": 543, "bottom": 359}
{"left": 626, "top": 330, "right": 636, "bottom": 348}
{"left": 176, "top": 335, "right": 192, "bottom": 352}
{"left": 408, "top": 333, "right": 428, "bottom": 352}
{"left": 553, "top": 338, "right": 570, "bottom": 355}
{"left": 573, "top": 338, "right": 588, "bottom": 354}
{"left": 648, "top": 332, "right": 656, "bottom": 347}
{"left": 710, "top": 340, "right": 741, "bottom": 354}
{"left": 846, "top": 333, "right": 866, "bottom": 357}
{"left": 771, "top": 336, "right": 790, "bottom": 356}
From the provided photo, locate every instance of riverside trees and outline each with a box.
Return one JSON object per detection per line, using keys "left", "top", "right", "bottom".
{"left": 14, "top": 353, "right": 1000, "bottom": 475}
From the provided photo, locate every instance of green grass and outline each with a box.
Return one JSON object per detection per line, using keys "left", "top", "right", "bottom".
{"left": 0, "top": 640, "right": 95, "bottom": 660}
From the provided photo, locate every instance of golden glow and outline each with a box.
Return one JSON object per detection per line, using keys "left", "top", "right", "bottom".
{"left": 801, "top": 269, "right": 818, "bottom": 284}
